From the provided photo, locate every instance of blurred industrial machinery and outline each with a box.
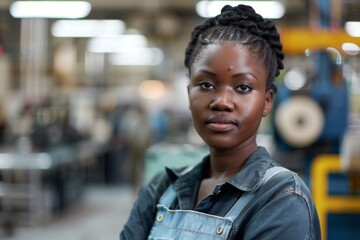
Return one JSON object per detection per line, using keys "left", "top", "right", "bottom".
{"left": 270, "top": 0, "right": 360, "bottom": 238}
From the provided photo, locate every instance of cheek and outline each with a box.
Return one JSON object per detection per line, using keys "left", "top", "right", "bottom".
{"left": 241, "top": 97, "right": 266, "bottom": 120}
{"left": 188, "top": 93, "right": 207, "bottom": 123}
{"left": 188, "top": 97, "right": 202, "bottom": 116}
{"left": 188, "top": 89, "right": 206, "bottom": 108}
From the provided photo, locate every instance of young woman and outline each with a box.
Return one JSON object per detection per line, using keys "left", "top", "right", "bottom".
{"left": 120, "top": 4, "right": 321, "bottom": 240}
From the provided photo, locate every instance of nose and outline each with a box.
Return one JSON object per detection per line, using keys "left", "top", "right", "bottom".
{"left": 209, "top": 88, "right": 235, "bottom": 112}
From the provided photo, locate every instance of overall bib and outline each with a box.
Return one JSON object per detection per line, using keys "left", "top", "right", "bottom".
{"left": 148, "top": 167, "right": 289, "bottom": 240}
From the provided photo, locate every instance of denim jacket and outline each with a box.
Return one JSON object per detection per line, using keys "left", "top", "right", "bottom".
{"left": 120, "top": 147, "right": 321, "bottom": 240}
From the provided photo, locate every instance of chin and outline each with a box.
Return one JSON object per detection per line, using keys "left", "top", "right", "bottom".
{"left": 205, "top": 138, "right": 237, "bottom": 150}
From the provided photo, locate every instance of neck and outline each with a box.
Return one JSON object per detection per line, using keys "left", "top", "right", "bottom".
{"left": 208, "top": 142, "right": 258, "bottom": 180}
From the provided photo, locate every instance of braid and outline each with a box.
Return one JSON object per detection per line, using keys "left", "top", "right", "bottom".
{"left": 184, "top": 4, "right": 284, "bottom": 92}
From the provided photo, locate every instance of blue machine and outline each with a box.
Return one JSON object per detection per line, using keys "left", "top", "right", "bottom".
{"left": 310, "top": 51, "right": 348, "bottom": 145}
{"left": 273, "top": 50, "right": 348, "bottom": 152}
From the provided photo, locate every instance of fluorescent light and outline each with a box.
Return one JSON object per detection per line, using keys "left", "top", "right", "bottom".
{"left": 87, "top": 34, "right": 164, "bottom": 66}
{"left": 196, "top": 1, "right": 285, "bottom": 19}
{"left": 51, "top": 20, "right": 125, "bottom": 37}
{"left": 9, "top": 1, "right": 91, "bottom": 19}
{"left": 109, "top": 48, "right": 164, "bottom": 66}
{"left": 345, "top": 21, "right": 360, "bottom": 37}
{"left": 87, "top": 35, "right": 148, "bottom": 53}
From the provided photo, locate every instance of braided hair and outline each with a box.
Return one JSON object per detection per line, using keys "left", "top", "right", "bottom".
{"left": 184, "top": 4, "right": 284, "bottom": 92}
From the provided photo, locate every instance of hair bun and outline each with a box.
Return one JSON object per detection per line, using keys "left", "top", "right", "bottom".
{"left": 220, "top": 5, "right": 233, "bottom": 13}
{"left": 217, "top": 4, "right": 284, "bottom": 71}
{"left": 221, "top": 4, "right": 262, "bottom": 21}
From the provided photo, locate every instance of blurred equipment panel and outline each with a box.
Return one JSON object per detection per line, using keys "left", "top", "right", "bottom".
{"left": 0, "top": 144, "right": 86, "bottom": 230}
{"left": 144, "top": 143, "right": 208, "bottom": 184}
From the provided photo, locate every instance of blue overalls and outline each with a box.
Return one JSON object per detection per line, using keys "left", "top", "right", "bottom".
{"left": 148, "top": 167, "right": 289, "bottom": 240}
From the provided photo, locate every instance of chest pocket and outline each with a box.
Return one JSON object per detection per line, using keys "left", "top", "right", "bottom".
{"left": 148, "top": 166, "right": 289, "bottom": 240}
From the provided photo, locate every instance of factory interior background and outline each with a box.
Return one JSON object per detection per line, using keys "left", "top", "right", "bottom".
{"left": 0, "top": 0, "right": 360, "bottom": 239}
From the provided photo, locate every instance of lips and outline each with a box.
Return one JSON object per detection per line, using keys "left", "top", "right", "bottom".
{"left": 206, "top": 116, "right": 238, "bottom": 132}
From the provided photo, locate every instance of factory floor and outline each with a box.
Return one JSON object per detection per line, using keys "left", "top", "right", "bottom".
{"left": 1, "top": 185, "right": 135, "bottom": 240}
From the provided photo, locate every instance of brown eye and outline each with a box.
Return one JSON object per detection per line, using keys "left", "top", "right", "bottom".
{"left": 236, "top": 84, "right": 252, "bottom": 93}
{"left": 199, "top": 81, "right": 214, "bottom": 90}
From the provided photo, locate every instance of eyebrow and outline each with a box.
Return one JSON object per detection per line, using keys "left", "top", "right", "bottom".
{"left": 199, "top": 69, "right": 258, "bottom": 80}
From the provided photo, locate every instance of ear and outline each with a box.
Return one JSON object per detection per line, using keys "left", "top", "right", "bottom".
{"left": 262, "top": 89, "right": 274, "bottom": 117}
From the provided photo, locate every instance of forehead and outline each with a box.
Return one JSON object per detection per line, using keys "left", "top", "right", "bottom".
{"left": 191, "top": 43, "right": 267, "bottom": 77}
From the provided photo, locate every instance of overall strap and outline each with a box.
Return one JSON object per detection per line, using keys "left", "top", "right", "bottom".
{"left": 225, "top": 166, "right": 289, "bottom": 221}
{"left": 159, "top": 185, "right": 177, "bottom": 207}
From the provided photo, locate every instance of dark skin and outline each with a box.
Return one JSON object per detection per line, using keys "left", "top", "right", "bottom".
{"left": 187, "top": 43, "right": 274, "bottom": 204}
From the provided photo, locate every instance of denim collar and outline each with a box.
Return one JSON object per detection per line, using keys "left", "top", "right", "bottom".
{"left": 165, "top": 146, "right": 274, "bottom": 208}
{"left": 226, "top": 147, "right": 273, "bottom": 191}
{"left": 166, "top": 158, "right": 206, "bottom": 209}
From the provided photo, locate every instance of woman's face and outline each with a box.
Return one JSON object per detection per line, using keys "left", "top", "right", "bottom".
{"left": 188, "top": 43, "right": 273, "bottom": 150}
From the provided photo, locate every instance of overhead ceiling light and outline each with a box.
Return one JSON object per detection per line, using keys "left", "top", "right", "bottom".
{"left": 9, "top": 1, "right": 91, "bottom": 19}
{"left": 345, "top": 21, "right": 360, "bottom": 37}
{"left": 109, "top": 48, "right": 164, "bottom": 66}
{"left": 284, "top": 68, "right": 307, "bottom": 91}
{"left": 51, "top": 20, "right": 125, "bottom": 38}
{"left": 87, "top": 35, "right": 148, "bottom": 53}
{"left": 196, "top": 1, "right": 285, "bottom": 19}
{"left": 139, "top": 80, "right": 166, "bottom": 99}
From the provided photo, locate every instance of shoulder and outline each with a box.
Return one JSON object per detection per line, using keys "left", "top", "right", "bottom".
{"left": 120, "top": 171, "right": 170, "bottom": 240}
{"left": 237, "top": 168, "right": 320, "bottom": 239}
{"left": 267, "top": 168, "right": 312, "bottom": 200}
{"left": 262, "top": 167, "right": 318, "bottom": 224}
